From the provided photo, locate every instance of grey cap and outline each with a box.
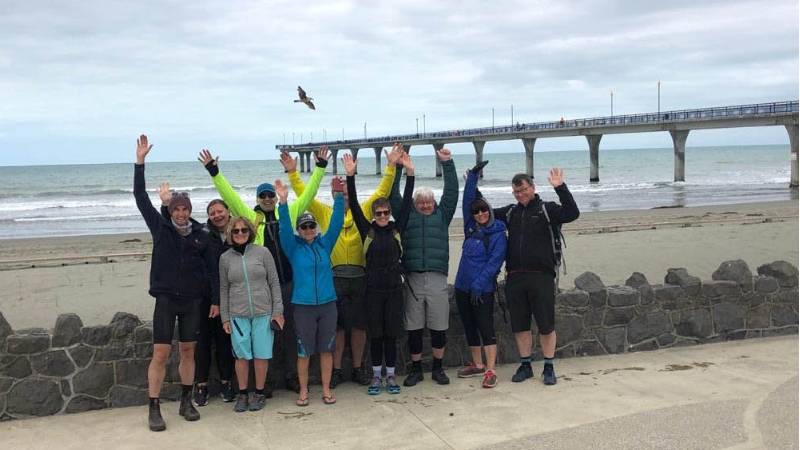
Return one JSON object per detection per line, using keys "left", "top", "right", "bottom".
{"left": 296, "top": 213, "right": 317, "bottom": 229}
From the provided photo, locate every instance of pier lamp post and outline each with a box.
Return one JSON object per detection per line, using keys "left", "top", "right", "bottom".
{"left": 658, "top": 81, "right": 661, "bottom": 118}
{"left": 492, "top": 107, "right": 495, "bottom": 130}
{"left": 423, "top": 114, "right": 426, "bottom": 136}
{"left": 311, "top": 132, "right": 313, "bottom": 142}
{"left": 610, "top": 90, "right": 614, "bottom": 117}
{"left": 364, "top": 122, "right": 367, "bottom": 139}
{"left": 292, "top": 132, "right": 295, "bottom": 145}
{"left": 511, "top": 104, "right": 514, "bottom": 126}
{"left": 416, "top": 118, "right": 419, "bottom": 135}
{"left": 323, "top": 128, "right": 327, "bottom": 141}
{"left": 301, "top": 133, "right": 303, "bottom": 143}
{"left": 342, "top": 128, "right": 345, "bottom": 140}
{"left": 283, "top": 133, "right": 286, "bottom": 145}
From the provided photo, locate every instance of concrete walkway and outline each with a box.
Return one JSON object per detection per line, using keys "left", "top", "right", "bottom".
{"left": 1, "top": 336, "right": 797, "bottom": 450}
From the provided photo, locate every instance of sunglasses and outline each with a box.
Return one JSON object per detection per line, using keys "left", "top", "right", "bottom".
{"left": 374, "top": 210, "right": 391, "bottom": 217}
{"left": 231, "top": 228, "right": 250, "bottom": 235}
{"left": 299, "top": 223, "right": 317, "bottom": 230}
{"left": 258, "top": 191, "right": 276, "bottom": 199}
{"left": 471, "top": 207, "right": 489, "bottom": 215}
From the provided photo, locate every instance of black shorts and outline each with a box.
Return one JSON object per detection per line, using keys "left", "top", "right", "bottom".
{"left": 294, "top": 302, "right": 338, "bottom": 357}
{"left": 334, "top": 276, "right": 367, "bottom": 330}
{"left": 365, "top": 286, "right": 404, "bottom": 339}
{"left": 153, "top": 295, "right": 202, "bottom": 344}
{"left": 505, "top": 272, "right": 556, "bottom": 335}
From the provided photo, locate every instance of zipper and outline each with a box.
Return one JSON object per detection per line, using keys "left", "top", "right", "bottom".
{"left": 311, "top": 244, "right": 320, "bottom": 304}
{"left": 421, "top": 215, "right": 426, "bottom": 268}
{"left": 241, "top": 249, "right": 254, "bottom": 317}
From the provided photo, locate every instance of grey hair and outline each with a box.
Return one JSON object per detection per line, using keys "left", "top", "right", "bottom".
{"left": 413, "top": 187, "right": 435, "bottom": 203}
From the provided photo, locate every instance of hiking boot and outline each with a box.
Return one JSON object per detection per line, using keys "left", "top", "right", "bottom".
{"left": 249, "top": 393, "right": 267, "bottom": 411}
{"left": 511, "top": 364, "right": 533, "bottom": 383}
{"left": 285, "top": 376, "right": 301, "bottom": 394}
{"left": 352, "top": 366, "right": 372, "bottom": 386}
{"left": 178, "top": 395, "right": 200, "bottom": 421}
{"left": 431, "top": 367, "right": 450, "bottom": 385}
{"left": 234, "top": 393, "right": 248, "bottom": 413}
{"left": 367, "top": 377, "right": 382, "bottom": 395}
{"left": 148, "top": 402, "right": 166, "bottom": 432}
{"left": 219, "top": 382, "right": 235, "bottom": 402}
{"left": 542, "top": 364, "right": 557, "bottom": 385}
{"left": 330, "top": 368, "right": 344, "bottom": 389}
{"left": 457, "top": 362, "right": 486, "bottom": 378}
{"left": 386, "top": 375, "right": 401, "bottom": 394}
{"left": 193, "top": 384, "right": 208, "bottom": 407}
{"left": 403, "top": 366, "right": 424, "bottom": 387}
{"left": 482, "top": 369, "right": 498, "bottom": 388}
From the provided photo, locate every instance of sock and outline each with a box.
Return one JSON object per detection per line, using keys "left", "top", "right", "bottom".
{"left": 520, "top": 356, "right": 532, "bottom": 366}
{"left": 181, "top": 384, "right": 192, "bottom": 396}
{"left": 386, "top": 367, "right": 396, "bottom": 378}
{"left": 255, "top": 388, "right": 264, "bottom": 396}
{"left": 149, "top": 397, "right": 160, "bottom": 407}
{"left": 373, "top": 366, "right": 382, "bottom": 378}
{"left": 544, "top": 357, "right": 554, "bottom": 368}
{"left": 412, "top": 360, "right": 422, "bottom": 371}
{"left": 239, "top": 388, "right": 248, "bottom": 395}
{"left": 432, "top": 357, "right": 442, "bottom": 371}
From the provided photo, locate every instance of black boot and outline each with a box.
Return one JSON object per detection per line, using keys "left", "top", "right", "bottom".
{"left": 148, "top": 399, "right": 166, "bottom": 432}
{"left": 179, "top": 393, "right": 200, "bottom": 421}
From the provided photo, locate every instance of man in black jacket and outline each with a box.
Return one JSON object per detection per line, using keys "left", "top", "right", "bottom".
{"left": 493, "top": 168, "right": 579, "bottom": 386}
{"left": 134, "top": 135, "right": 218, "bottom": 431}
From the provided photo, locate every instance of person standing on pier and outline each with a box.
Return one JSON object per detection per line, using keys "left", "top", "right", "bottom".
{"left": 493, "top": 170, "right": 579, "bottom": 386}
{"left": 133, "top": 135, "right": 217, "bottom": 431}
{"left": 390, "top": 147, "right": 459, "bottom": 386}
{"left": 284, "top": 145, "right": 403, "bottom": 388}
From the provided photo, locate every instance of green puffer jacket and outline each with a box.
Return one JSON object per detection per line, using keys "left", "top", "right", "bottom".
{"left": 389, "top": 159, "right": 458, "bottom": 275}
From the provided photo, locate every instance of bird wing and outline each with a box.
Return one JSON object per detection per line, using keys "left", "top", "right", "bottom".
{"left": 297, "top": 86, "right": 307, "bottom": 100}
{"left": 306, "top": 100, "right": 316, "bottom": 110}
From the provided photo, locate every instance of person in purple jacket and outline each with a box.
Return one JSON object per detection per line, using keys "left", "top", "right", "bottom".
{"left": 453, "top": 160, "right": 507, "bottom": 388}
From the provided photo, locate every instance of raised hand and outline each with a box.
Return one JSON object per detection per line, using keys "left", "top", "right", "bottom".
{"left": 197, "top": 149, "right": 217, "bottom": 167}
{"left": 136, "top": 134, "right": 152, "bottom": 164}
{"left": 314, "top": 145, "right": 330, "bottom": 163}
{"left": 342, "top": 152, "right": 357, "bottom": 176}
{"left": 158, "top": 182, "right": 172, "bottom": 205}
{"left": 386, "top": 142, "right": 403, "bottom": 166}
{"left": 274, "top": 179, "right": 289, "bottom": 203}
{"left": 400, "top": 151, "right": 415, "bottom": 176}
{"left": 548, "top": 167, "right": 564, "bottom": 187}
{"left": 436, "top": 147, "right": 452, "bottom": 161}
{"left": 280, "top": 151, "right": 298, "bottom": 173}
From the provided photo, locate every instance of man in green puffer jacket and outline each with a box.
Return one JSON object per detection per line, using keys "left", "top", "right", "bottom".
{"left": 389, "top": 147, "right": 458, "bottom": 387}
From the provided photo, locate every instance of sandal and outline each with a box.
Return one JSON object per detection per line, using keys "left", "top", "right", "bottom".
{"left": 296, "top": 393, "right": 309, "bottom": 407}
{"left": 322, "top": 394, "right": 336, "bottom": 405}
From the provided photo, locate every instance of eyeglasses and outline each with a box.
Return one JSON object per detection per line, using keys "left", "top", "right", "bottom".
{"left": 374, "top": 210, "right": 391, "bottom": 217}
{"left": 471, "top": 207, "right": 489, "bottom": 215}
{"left": 231, "top": 228, "right": 250, "bottom": 235}
{"left": 259, "top": 191, "right": 276, "bottom": 199}
{"left": 299, "top": 223, "right": 317, "bottom": 230}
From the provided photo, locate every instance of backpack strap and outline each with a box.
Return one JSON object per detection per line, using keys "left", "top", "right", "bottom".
{"left": 540, "top": 202, "right": 566, "bottom": 286}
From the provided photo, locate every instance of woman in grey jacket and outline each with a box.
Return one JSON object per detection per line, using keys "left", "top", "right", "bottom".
{"left": 219, "top": 216, "right": 284, "bottom": 412}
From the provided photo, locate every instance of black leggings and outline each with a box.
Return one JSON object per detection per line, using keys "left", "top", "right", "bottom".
{"left": 195, "top": 300, "right": 234, "bottom": 383}
{"left": 370, "top": 337, "right": 397, "bottom": 369}
{"left": 455, "top": 289, "right": 497, "bottom": 347}
{"left": 407, "top": 329, "right": 447, "bottom": 355}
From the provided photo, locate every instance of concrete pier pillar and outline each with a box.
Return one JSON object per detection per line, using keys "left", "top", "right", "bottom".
{"left": 351, "top": 148, "right": 360, "bottom": 175}
{"left": 522, "top": 138, "right": 536, "bottom": 178}
{"left": 331, "top": 149, "right": 339, "bottom": 175}
{"left": 670, "top": 130, "right": 689, "bottom": 182}
{"left": 473, "top": 141, "right": 486, "bottom": 178}
{"left": 308, "top": 152, "right": 314, "bottom": 173}
{"left": 586, "top": 135, "right": 602, "bottom": 182}
{"left": 433, "top": 143, "right": 444, "bottom": 177}
{"left": 373, "top": 147, "right": 383, "bottom": 175}
{"left": 786, "top": 124, "right": 798, "bottom": 187}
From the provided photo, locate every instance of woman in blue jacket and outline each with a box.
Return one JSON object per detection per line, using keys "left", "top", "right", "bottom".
{"left": 276, "top": 177, "right": 345, "bottom": 406}
{"left": 453, "top": 161, "right": 507, "bottom": 389}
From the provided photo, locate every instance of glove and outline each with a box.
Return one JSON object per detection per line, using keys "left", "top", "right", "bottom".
{"left": 204, "top": 160, "right": 219, "bottom": 177}
{"left": 470, "top": 160, "right": 489, "bottom": 174}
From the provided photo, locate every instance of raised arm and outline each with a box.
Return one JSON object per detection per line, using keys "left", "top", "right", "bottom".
{"left": 362, "top": 144, "right": 402, "bottom": 220}
{"left": 546, "top": 168, "right": 580, "bottom": 224}
{"left": 275, "top": 180, "right": 298, "bottom": 258}
{"left": 462, "top": 170, "right": 480, "bottom": 234}
{"left": 285, "top": 146, "right": 330, "bottom": 226}
{"left": 133, "top": 135, "right": 162, "bottom": 235}
{"left": 437, "top": 148, "right": 459, "bottom": 225}
{"left": 343, "top": 153, "right": 370, "bottom": 238}
{"left": 321, "top": 189, "right": 345, "bottom": 253}
{"left": 199, "top": 149, "right": 257, "bottom": 224}
{"left": 395, "top": 151, "right": 416, "bottom": 231}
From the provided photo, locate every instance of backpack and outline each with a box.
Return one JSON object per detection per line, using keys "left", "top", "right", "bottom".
{"left": 506, "top": 202, "right": 567, "bottom": 283}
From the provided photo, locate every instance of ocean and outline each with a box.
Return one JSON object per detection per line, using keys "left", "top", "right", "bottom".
{"left": 0, "top": 145, "right": 795, "bottom": 239}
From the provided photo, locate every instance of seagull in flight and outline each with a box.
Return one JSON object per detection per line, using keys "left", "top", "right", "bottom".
{"left": 294, "top": 86, "right": 316, "bottom": 110}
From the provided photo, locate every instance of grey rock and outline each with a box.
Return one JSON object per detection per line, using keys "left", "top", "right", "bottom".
{"left": 763, "top": 326, "right": 798, "bottom": 337}
{"left": 574, "top": 272, "right": 607, "bottom": 306}
{"left": 725, "top": 330, "right": 747, "bottom": 340}
{"left": 712, "top": 303, "right": 746, "bottom": 334}
{"left": 674, "top": 309, "right": 713, "bottom": 339}
{"left": 595, "top": 327, "right": 626, "bottom": 354}
{"left": 747, "top": 304, "right": 771, "bottom": 329}
{"left": 625, "top": 272, "right": 650, "bottom": 289}
{"left": 0, "top": 312, "right": 12, "bottom": 344}
{"left": 637, "top": 285, "right": 655, "bottom": 305}
{"left": 110, "top": 312, "right": 142, "bottom": 340}
{"left": 30, "top": 350, "right": 75, "bottom": 377}
{"left": 555, "top": 345, "right": 575, "bottom": 359}
{"left": 160, "top": 383, "right": 183, "bottom": 401}
{"left": 603, "top": 307, "right": 636, "bottom": 327}
{"left": 665, "top": 268, "right": 702, "bottom": 296}
{"left": 628, "top": 311, "right": 673, "bottom": 344}
{"left": 755, "top": 276, "right": 780, "bottom": 294}
{"left": 629, "top": 340, "right": 659, "bottom": 352}
{"left": 6, "top": 377, "right": 63, "bottom": 416}
{"left": 133, "top": 325, "right": 153, "bottom": 343}
{"left": 653, "top": 284, "right": 684, "bottom": 303}
{"left": 583, "top": 308, "right": 604, "bottom": 328}
{"left": 657, "top": 333, "right": 676, "bottom": 346}
{"left": 771, "top": 305, "right": 798, "bottom": 327}
{"left": 607, "top": 286, "right": 640, "bottom": 307}
{"left": 773, "top": 289, "right": 799, "bottom": 304}
{"left": 757, "top": 261, "right": 798, "bottom": 288}
{"left": 0, "top": 356, "right": 31, "bottom": 378}
{"left": 745, "top": 330, "right": 762, "bottom": 339}
{"left": 702, "top": 280, "right": 742, "bottom": 299}
{"left": 0, "top": 377, "right": 13, "bottom": 394}
{"left": 742, "top": 292, "right": 766, "bottom": 307}
{"left": 60, "top": 380, "right": 71, "bottom": 396}
{"left": 68, "top": 345, "right": 94, "bottom": 368}
{"left": 5, "top": 333, "right": 50, "bottom": 355}
{"left": 52, "top": 314, "right": 83, "bottom": 347}
{"left": 712, "top": 260, "right": 754, "bottom": 292}
{"left": 575, "top": 341, "right": 605, "bottom": 357}
{"left": 95, "top": 345, "right": 134, "bottom": 362}
{"left": 65, "top": 395, "right": 107, "bottom": 414}
{"left": 81, "top": 326, "right": 112, "bottom": 346}
{"left": 554, "top": 315, "right": 583, "bottom": 345}
{"left": 109, "top": 385, "right": 148, "bottom": 407}
{"left": 72, "top": 362, "right": 114, "bottom": 398}
{"left": 135, "top": 343, "right": 153, "bottom": 359}
{"left": 557, "top": 290, "right": 589, "bottom": 308}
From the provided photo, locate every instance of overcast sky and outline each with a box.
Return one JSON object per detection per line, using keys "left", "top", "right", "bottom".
{"left": 0, "top": 0, "right": 797, "bottom": 165}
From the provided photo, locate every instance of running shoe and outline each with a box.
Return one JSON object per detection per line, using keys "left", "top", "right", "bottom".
{"left": 511, "top": 364, "right": 533, "bottom": 382}
{"left": 193, "top": 384, "right": 208, "bottom": 407}
{"left": 386, "top": 376, "right": 401, "bottom": 394}
{"left": 482, "top": 369, "right": 498, "bottom": 388}
{"left": 219, "top": 382, "right": 235, "bottom": 402}
{"left": 457, "top": 362, "right": 486, "bottom": 378}
{"left": 542, "top": 364, "right": 557, "bottom": 385}
{"left": 234, "top": 393, "right": 249, "bottom": 413}
{"left": 352, "top": 366, "right": 372, "bottom": 386}
{"left": 367, "top": 377, "right": 382, "bottom": 395}
{"left": 249, "top": 393, "right": 267, "bottom": 411}
{"left": 431, "top": 367, "right": 450, "bottom": 385}
{"left": 403, "top": 366, "right": 424, "bottom": 387}
{"left": 330, "top": 368, "right": 344, "bottom": 389}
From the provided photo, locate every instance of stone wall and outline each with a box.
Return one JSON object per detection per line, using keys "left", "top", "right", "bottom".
{"left": 0, "top": 259, "right": 796, "bottom": 420}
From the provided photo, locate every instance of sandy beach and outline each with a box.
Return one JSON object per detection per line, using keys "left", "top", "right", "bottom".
{"left": 0, "top": 200, "right": 797, "bottom": 329}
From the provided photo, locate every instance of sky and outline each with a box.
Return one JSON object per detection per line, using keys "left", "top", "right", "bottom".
{"left": 0, "top": 0, "right": 797, "bottom": 166}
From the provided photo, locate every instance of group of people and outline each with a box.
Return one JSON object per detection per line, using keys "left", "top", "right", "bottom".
{"left": 133, "top": 134, "right": 579, "bottom": 432}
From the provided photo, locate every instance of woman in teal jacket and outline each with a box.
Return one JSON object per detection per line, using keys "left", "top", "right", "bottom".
{"left": 276, "top": 177, "right": 345, "bottom": 406}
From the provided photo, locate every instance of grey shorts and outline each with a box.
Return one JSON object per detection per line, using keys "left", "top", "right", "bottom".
{"left": 403, "top": 271, "right": 449, "bottom": 331}
{"left": 293, "top": 302, "right": 337, "bottom": 357}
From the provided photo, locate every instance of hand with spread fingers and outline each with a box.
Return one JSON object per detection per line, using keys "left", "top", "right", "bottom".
{"left": 314, "top": 145, "right": 330, "bottom": 163}
{"left": 386, "top": 142, "right": 403, "bottom": 166}
{"left": 548, "top": 167, "right": 564, "bottom": 187}
{"left": 342, "top": 152, "right": 357, "bottom": 177}
{"left": 198, "top": 149, "right": 220, "bottom": 176}
{"left": 158, "top": 182, "right": 172, "bottom": 205}
{"left": 280, "top": 151, "right": 298, "bottom": 173}
{"left": 274, "top": 179, "right": 289, "bottom": 204}
{"left": 136, "top": 134, "right": 152, "bottom": 164}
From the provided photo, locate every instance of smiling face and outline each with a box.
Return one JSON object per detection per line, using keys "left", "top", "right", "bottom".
{"left": 257, "top": 191, "right": 277, "bottom": 211}
{"left": 298, "top": 221, "right": 318, "bottom": 243}
{"left": 230, "top": 218, "right": 251, "bottom": 245}
{"left": 207, "top": 202, "right": 230, "bottom": 231}
{"left": 512, "top": 179, "right": 536, "bottom": 206}
{"left": 171, "top": 205, "right": 190, "bottom": 227}
{"left": 472, "top": 204, "right": 490, "bottom": 225}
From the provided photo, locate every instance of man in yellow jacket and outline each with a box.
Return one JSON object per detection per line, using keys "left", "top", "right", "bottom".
{"left": 286, "top": 145, "right": 403, "bottom": 387}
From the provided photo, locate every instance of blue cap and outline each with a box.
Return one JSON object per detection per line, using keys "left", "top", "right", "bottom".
{"left": 256, "top": 183, "right": 275, "bottom": 197}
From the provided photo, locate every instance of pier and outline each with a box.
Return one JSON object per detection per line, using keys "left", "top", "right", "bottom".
{"left": 276, "top": 100, "right": 799, "bottom": 187}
